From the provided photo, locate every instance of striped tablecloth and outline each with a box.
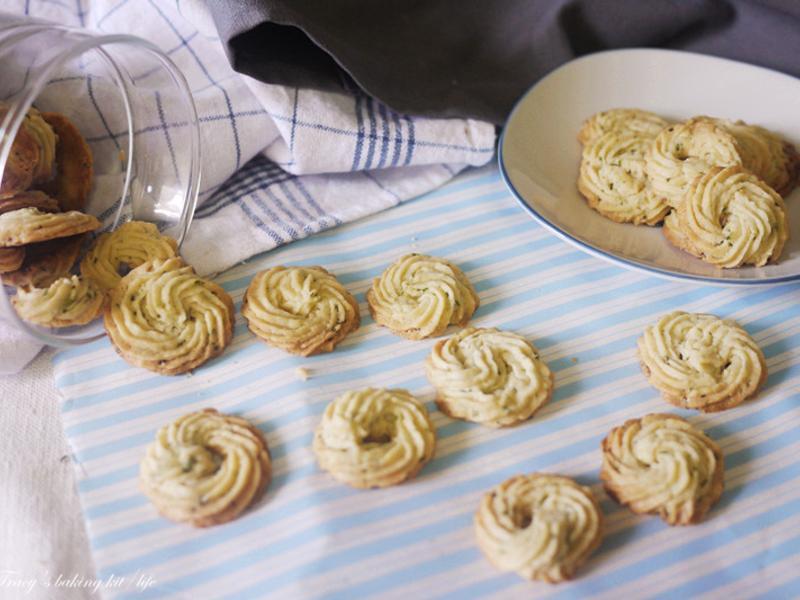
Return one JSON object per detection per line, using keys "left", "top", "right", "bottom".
{"left": 54, "top": 165, "right": 800, "bottom": 599}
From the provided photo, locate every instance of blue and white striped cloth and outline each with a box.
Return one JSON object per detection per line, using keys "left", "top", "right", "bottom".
{"left": 7, "top": 0, "right": 496, "bottom": 275}
{"left": 54, "top": 167, "right": 800, "bottom": 599}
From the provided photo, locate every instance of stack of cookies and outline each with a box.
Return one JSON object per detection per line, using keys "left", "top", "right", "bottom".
{"left": 578, "top": 108, "right": 800, "bottom": 268}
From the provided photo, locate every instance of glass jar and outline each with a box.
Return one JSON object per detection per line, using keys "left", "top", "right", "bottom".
{"left": 0, "top": 11, "right": 201, "bottom": 346}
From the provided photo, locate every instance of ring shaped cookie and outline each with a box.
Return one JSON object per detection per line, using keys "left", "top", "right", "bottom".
{"left": 578, "top": 108, "right": 669, "bottom": 146}
{"left": 13, "top": 275, "right": 104, "bottom": 328}
{"left": 638, "top": 311, "right": 766, "bottom": 412}
{"left": 367, "top": 254, "right": 479, "bottom": 340}
{"left": 0, "top": 191, "right": 60, "bottom": 216}
{"left": 0, "top": 207, "right": 99, "bottom": 247}
{"left": 24, "top": 107, "right": 58, "bottom": 184}
{"left": 675, "top": 165, "right": 788, "bottom": 268}
{"left": 81, "top": 220, "right": 179, "bottom": 291}
{"left": 140, "top": 408, "right": 271, "bottom": 527}
{"left": 646, "top": 117, "right": 743, "bottom": 208}
{"left": 578, "top": 132, "right": 669, "bottom": 225}
{"left": 2, "top": 234, "right": 85, "bottom": 289}
{"left": 475, "top": 473, "right": 603, "bottom": 583}
{"left": 104, "top": 258, "right": 235, "bottom": 375}
{"left": 716, "top": 119, "right": 799, "bottom": 196}
{"left": 426, "top": 327, "right": 553, "bottom": 427}
{"left": 601, "top": 414, "right": 724, "bottom": 525}
{"left": 241, "top": 266, "right": 360, "bottom": 356}
{"left": 0, "top": 106, "right": 40, "bottom": 195}
{"left": 312, "top": 388, "right": 436, "bottom": 488}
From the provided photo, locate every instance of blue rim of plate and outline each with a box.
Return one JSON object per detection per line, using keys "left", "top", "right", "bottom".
{"left": 498, "top": 48, "right": 800, "bottom": 288}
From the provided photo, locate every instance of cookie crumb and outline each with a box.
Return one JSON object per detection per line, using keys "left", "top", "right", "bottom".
{"left": 571, "top": 357, "right": 578, "bottom": 364}
{"left": 295, "top": 367, "right": 310, "bottom": 381}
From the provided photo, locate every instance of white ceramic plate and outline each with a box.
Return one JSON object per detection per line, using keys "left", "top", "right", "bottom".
{"left": 499, "top": 48, "right": 800, "bottom": 286}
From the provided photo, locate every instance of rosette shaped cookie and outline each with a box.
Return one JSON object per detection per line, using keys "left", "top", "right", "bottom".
{"left": 715, "top": 119, "right": 799, "bottom": 196}
{"left": 12, "top": 275, "right": 103, "bottom": 328}
{"left": 3, "top": 234, "right": 85, "bottom": 289}
{"left": 578, "top": 108, "right": 669, "bottom": 146}
{"left": 0, "top": 248, "right": 24, "bottom": 273}
{"left": 241, "top": 266, "right": 360, "bottom": 356}
{"left": 41, "top": 112, "right": 93, "bottom": 212}
{"left": 81, "top": 220, "right": 179, "bottom": 291}
{"left": 23, "top": 107, "right": 58, "bottom": 184}
{"left": 0, "top": 106, "right": 40, "bottom": 194}
{"left": 674, "top": 166, "right": 788, "bottom": 268}
{"left": 367, "top": 254, "right": 479, "bottom": 340}
{"left": 426, "top": 327, "right": 553, "bottom": 427}
{"left": 578, "top": 131, "right": 669, "bottom": 225}
{"left": 0, "top": 191, "right": 60, "bottom": 215}
{"left": 140, "top": 408, "right": 271, "bottom": 527}
{"left": 600, "top": 414, "right": 724, "bottom": 525}
{"left": 646, "top": 117, "right": 743, "bottom": 208}
{"left": 475, "top": 474, "right": 603, "bottom": 583}
{"left": 104, "top": 258, "right": 235, "bottom": 375}
{"left": 312, "top": 388, "right": 436, "bottom": 488}
{"left": 638, "top": 311, "right": 766, "bottom": 412}
{"left": 0, "top": 207, "right": 99, "bottom": 247}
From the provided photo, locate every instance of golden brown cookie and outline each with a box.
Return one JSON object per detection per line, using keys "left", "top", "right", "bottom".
{"left": 23, "top": 107, "right": 58, "bottom": 184}
{"left": 367, "top": 253, "right": 479, "bottom": 340}
{"left": 675, "top": 165, "right": 788, "bottom": 268}
{"left": 2, "top": 234, "right": 85, "bottom": 289}
{"left": 0, "top": 207, "right": 99, "bottom": 248}
{"left": 312, "top": 388, "right": 436, "bottom": 488}
{"left": 426, "top": 327, "right": 553, "bottom": 427}
{"left": 40, "top": 112, "right": 93, "bottom": 212}
{"left": 578, "top": 108, "right": 669, "bottom": 146}
{"left": 0, "top": 247, "right": 24, "bottom": 273}
{"left": 475, "top": 473, "right": 603, "bottom": 583}
{"left": 241, "top": 266, "right": 360, "bottom": 356}
{"left": 600, "top": 414, "right": 724, "bottom": 525}
{"left": 140, "top": 408, "right": 271, "bottom": 527}
{"left": 12, "top": 275, "right": 104, "bottom": 328}
{"left": 638, "top": 311, "right": 766, "bottom": 412}
{"left": 0, "top": 191, "right": 60, "bottom": 216}
{"left": 104, "top": 258, "right": 235, "bottom": 375}
{"left": 81, "top": 220, "right": 179, "bottom": 291}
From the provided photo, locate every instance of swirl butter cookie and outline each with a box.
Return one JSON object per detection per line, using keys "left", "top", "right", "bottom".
{"left": 600, "top": 414, "right": 724, "bottom": 525}
{"left": 2, "top": 234, "right": 85, "bottom": 289}
{"left": 0, "top": 106, "right": 40, "bottom": 195}
{"left": 104, "top": 258, "right": 235, "bottom": 375}
{"left": 23, "top": 107, "right": 58, "bottom": 184}
{"left": 241, "top": 266, "right": 360, "bottom": 356}
{"left": 140, "top": 408, "right": 271, "bottom": 527}
{"left": 475, "top": 473, "right": 603, "bottom": 583}
{"left": 0, "top": 208, "right": 99, "bottom": 247}
{"left": 425, "top": 327, "right": 553, "bottom": 427}
{"left": 578, "top": 108, "right": 669, "bottom": 146}
{"left": 675, "top": 166, "right": 788, "bottom": 268}
{"left": 12, "top": 275, "right": 104, "bottom": 328}
{"left": 81, "top": 220, "right": 178, "bottom": 291}
{"left": 40, "top": 112, "right": 93, "bottom": 212}
{"left": 714, "top": 119, "right": 799, "bottom": 197}
{"left": 0, "top": 191, "right": 60, "bottom": 216}
{"left": 638, "top": 311, "right": 766, "bottom": 412}
{"left": 367, "top": 254, "right": 479, "bottom": 340}
{"left": 312, "top": 388, "right": 436, "bottom": 488}
{"left": 578, "top": 131, "right": 669, "bottom": 225}
{"left": 646, "top": 117, "right": 743, "bottom": 208}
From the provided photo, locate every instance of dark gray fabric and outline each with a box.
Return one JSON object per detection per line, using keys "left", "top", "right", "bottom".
{"left": 206, "top": 0, "right": 800, "bottom": 124}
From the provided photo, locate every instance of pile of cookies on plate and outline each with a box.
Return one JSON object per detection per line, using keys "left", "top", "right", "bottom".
{"left": 135, "top": 253, "right": 767, "bottom": 584}
{"left": 577, "top": 108, "right": 800, "bottom": 267}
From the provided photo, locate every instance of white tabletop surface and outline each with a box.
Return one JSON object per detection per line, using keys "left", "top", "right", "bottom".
{"left": 1, "top": 350, "right": 95, "bottom": 600}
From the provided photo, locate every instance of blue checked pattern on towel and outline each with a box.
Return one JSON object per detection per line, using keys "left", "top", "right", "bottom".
{"left": 54, "top": 167, "right": 800, "bottom": 599}
{"left": 6, "top": 0, "right": 496, "bottom": 275}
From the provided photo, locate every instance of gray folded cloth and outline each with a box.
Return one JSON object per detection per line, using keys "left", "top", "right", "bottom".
{"left": 205, "top": 0, "right": 800, "bottom": 125}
